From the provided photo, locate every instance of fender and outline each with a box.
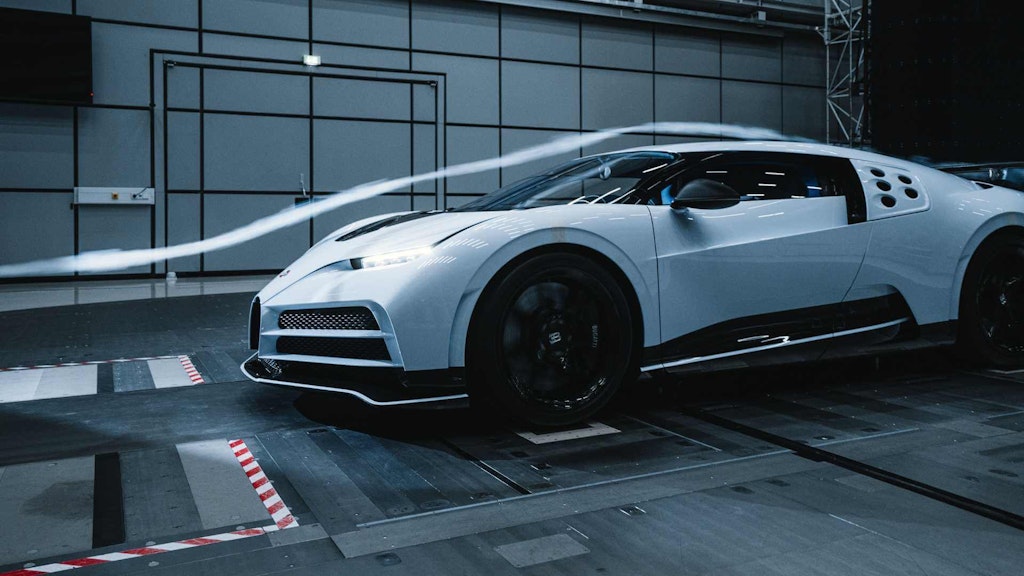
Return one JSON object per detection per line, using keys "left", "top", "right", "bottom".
{"left": 949, "top": 216, "right": 1024, "bottom": 319}
{"left": 446, "top": 226, "right": 660, "bottom": 368}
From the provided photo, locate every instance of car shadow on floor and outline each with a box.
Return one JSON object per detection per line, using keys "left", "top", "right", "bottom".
{"left": 292, "top": 347, "right": 962, "bottom": 441}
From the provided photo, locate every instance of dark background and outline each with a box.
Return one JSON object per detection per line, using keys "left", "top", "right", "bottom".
{"left": 871, "top": 0, "right": 1024, "bottom": 162}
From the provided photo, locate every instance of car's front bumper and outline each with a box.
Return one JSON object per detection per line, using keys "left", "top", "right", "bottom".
{"left": 240, "top": 354, "right": 468, "bottom": 406}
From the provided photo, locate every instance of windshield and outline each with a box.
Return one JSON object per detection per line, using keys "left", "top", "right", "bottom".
{"left": 455, "top": 152, "right": 678, "bottom": 211}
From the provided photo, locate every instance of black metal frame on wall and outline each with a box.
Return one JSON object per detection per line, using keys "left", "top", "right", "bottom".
{"left": 152, "top": 51, "right": 444, "bottom": 274}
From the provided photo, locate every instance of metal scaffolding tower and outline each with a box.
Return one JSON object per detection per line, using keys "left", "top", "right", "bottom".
{"left": 820, "top": 0, "right": 869, "bottom": 147}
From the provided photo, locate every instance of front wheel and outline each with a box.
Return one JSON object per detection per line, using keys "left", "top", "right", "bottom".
{"left": 469, "top": 252, "right": 638, "bottom": 427}
{"left": 958, "top": 233, "right": 1024, "bottom": 368}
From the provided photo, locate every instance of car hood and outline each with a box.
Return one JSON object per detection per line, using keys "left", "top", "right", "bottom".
{"left": 258, "top": 211, "right": 499, "bottom": 302}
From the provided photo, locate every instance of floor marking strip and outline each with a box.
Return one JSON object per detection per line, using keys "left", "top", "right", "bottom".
{"left": 0, "top": 356, "right": 182, "bottom": 373}
{"left": 0, "top": 439, "right": 299, "bottom": 575}
{"left": 0, "top": 528, "right": 268, "bottom": 576}
{"left": 229, "top": 439, "right": 298, "bottom": 531}
{"left": 178, "top": 355, "right": 205, "bottom": 384}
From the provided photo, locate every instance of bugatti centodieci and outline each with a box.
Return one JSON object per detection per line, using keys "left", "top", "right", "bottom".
{"left": 242, "top": 141, "right": 1024, "bottom": 426}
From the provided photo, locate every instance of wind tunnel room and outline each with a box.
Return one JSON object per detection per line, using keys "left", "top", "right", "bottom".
{"left": 1, "top": 1, "right": 1024, "bottom": 575}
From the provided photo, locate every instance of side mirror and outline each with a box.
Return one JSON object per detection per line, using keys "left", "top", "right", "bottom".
{"left": 670, "top": 178, "right": 741, "bottom": 210}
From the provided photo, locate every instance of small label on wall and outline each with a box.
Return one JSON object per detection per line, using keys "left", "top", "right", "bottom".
{"left": 74, "top": 187, "right": 155, "bottom": 205}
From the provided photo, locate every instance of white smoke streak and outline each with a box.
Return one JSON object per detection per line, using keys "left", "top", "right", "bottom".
{"left": 0, "top": 122, "right": 807, "bottom": 277}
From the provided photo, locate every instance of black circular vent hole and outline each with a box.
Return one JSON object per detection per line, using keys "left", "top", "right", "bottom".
{"left": 876, "top": 180, "right": 892, "bottom": 191}
{"left": 880, "top": 195, "right": 897, "bottom": 208}
{"left": 898, "top": 174, "right": 913, "bottom": 184}
{"left": 871, "top": 168, "right": 886, "bottom": 177}
{"left": 904, "top": 188, "right": 919, "bottom": 199}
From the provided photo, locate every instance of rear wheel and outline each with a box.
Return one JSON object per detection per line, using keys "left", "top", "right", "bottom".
{"left": 469, "top": 252, "right": 637, "bottom": 427}
{"left": 958, "top": 233, "right": 1024, "bottom": 368}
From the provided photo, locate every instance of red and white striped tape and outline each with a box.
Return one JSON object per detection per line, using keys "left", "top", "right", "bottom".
{"left": 0, "top": 527, "right": 268, "bottom": 576}
{"left": 230, "top": 439, "right": 298, "bottom": 531}
{"left": 0, "top": 355, "right": 181, "bottom": 373}
{"left": 178, "top": 355, "right": 205, "bottom": 384}
{"left": 0, "top": 438, "right": 297, "bottom": 576}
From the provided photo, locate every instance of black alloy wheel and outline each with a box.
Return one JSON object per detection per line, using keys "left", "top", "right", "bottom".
{"left": 959, "top": 233, "right": 1024, "bottom": 367}
{"left": 470, "top": 252, "right": 637, "bottom": 427}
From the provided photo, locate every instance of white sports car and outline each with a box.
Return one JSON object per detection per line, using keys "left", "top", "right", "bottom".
{"left": 242, "top": 141, "right": 1024, "bottom": 426}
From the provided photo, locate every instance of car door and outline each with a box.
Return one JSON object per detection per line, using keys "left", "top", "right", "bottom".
{"left": 645, "top": 151, "right": 871, "bottom": 370}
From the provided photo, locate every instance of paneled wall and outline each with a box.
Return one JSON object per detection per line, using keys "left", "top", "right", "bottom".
{"left": 0, "top": 0, "right": 826, "bottom": 277}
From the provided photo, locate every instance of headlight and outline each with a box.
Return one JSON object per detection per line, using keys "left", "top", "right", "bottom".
{"left": 350, "top": 246, "right": 432, "bottom": 269}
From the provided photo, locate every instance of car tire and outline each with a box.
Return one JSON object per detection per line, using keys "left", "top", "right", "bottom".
{"left": 468, "top": 252, "right": 638, "bottom": 427}
{"left": 957, "top": 231, "right": 1024, "bottom": 368}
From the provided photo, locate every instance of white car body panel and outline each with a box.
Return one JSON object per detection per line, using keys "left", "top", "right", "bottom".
{"left": 244, "top": 139, "right": 1024, "bottom": 405}
{"left": 651, "top": 197, "right": 867, "bottom": 344}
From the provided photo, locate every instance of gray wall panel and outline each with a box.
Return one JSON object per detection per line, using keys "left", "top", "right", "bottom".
{"left": 413, "top": 195, "right": 436, "bottom": 211}
{"left": 313, "top": 195, "right": 413, "bottom": 242}
{"left": 654, "top": 27, "right": 721, "bottom": 77}
{"left": 411, "top": 0, "right": 499, "bottom": 57}
{"left": 783, "top": 36, "right": 826, "bottom": 87}
{"left": 314, "top": 77, "right": 409, "bottom": 121}
{"left": 202, "top": 0, "right": 307, "bottom": 39}
{"left": 314, "top": 43, "right": 410, "bottom": 70}
{"left": 77, "top": 108, "right": 149, "bottom": 187}
{"left": 413, "top": 84, "right": 438, "bottom": 123}
{"left": 166, "top": 194, "right": 200, "bottom": 272}
{"left": 314, "top": 120, "right": 411, "bottom": 192}
{"left": 783, "top": 85, "right": 826, "bottom": 141}
{"left": 411, "top": 53, "right": 498, "bottom": 125}
{"left": 313, "top": 0, "right": 409, "bottom": 49}
{"left": 501, "top": 62, "right": 579, "bottom": 130}
{"left": 722, "top": 33, "right": 782, "bottom": 82}
{"left": 205, "top": 69, "right": 309, "bottom": 115}
{"left": 445, "top": 194, "right": 483, "bottom": 208}
{"left": 0, "top": 104, "right": 73, "bottom": 189}
{"left": 166, "top": 66, "right": 200, "bottom": 109}
{"left": 582, "top": 19, "right": 653, "bottom": 71}
{"left": 501, "top": 7, "right": 579, "bottom": 65}
{"left": 202, "top": 194, "right": 307, "bottom": 271}
{"left": 78, "top": 205, "right": 151, "bottom": 274}
{"left": 655, "top": 75, "right": 721, "bottom": 124}
{"left": 202, "top": 33, "right": 306, "bottom": 62}
{"left": 413, "top": 124, "right": 438, "bottom": 194}
{"left": 167, "top": 112, "right": 200, "bottom": 191}
{"left": 78, "top": 0, "right": 198, "bottom": 28}
{"left": 92, "top": 23, "right": 196, "bottom": 106}
{"left": 500, "top": 129, "right": 581, "bottom": 185}
{"left": 582, "top": 133, "right": 652, "bottom": 156}
{"left": 445, "top": 126, "right": 499, "bottom": 195}
{"left": 654, "top": 135, "right": 718, "bottom": 146}
{"left": 0, "top": 193, "right": 73, "bottom": 268}
{"left": 722, "top": 80, "right": 782, "bottom": 131}
{"left": 0, "top": 0, "right": 68, "bottom": 12}
{"left": 582, "top": 68, "right": 653, "bottom": 130}
{"left": 204, "top": 114, "right": 309, "bottom": 191}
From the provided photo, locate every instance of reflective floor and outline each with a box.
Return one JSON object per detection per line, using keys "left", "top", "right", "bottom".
{"left": 1, "top": 284, "right": 1022, "bottom": 576}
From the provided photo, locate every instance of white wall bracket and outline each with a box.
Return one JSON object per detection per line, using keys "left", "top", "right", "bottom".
{"left": 73, "top": 187, "right": 155, "bottom": 206}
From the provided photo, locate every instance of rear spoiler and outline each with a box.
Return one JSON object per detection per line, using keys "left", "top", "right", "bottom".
{"left": 937, "top": 162, "right": 1024, "bottom": 191}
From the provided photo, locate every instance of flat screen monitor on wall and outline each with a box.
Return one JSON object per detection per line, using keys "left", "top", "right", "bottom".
{"left": 0, "top": 8, "right": 93, "bottom": 104}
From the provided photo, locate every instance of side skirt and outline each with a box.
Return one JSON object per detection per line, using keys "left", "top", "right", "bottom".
{"left": 640, "top": 294, "right": 942, "bottom": 374}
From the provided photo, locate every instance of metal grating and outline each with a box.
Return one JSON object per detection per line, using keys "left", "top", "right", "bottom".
{"left": 278, "top": 307, "right": 379, "bottom": 331}
{"left": 276, "top": 336, "right": 391, "bottom": 361}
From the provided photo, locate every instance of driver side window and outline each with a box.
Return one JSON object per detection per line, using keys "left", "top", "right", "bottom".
{"left": 677, "top": 160, "right": 835, "bottom": 202}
